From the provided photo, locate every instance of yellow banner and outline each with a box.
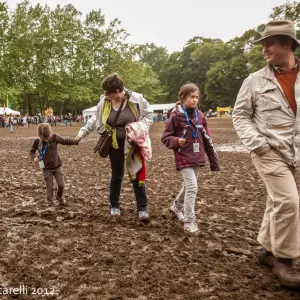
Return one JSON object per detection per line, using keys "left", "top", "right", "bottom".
{"left": 216, "top": 106, "right": 231, "bottom": 112}
{"left": 44, "top": 107, "right": 53, "bottom": 116}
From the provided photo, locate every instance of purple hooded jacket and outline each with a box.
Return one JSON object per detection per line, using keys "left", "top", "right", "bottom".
{"left": 161, "top": 104, "right": 220, "bottom": 171}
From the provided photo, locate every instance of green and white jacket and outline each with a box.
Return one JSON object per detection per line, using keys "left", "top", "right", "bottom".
{"left": 77, "top": 90, "right": 154, "bottom": 144}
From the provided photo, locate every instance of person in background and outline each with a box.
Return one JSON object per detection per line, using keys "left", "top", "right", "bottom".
{"left": 7, "top": 113, "right": 13, "bottom": 133}
{"left": 23, "top": 115, "right": 28, "bottom": 128}
{"left": 63, "top": 114, "right": 68, "bottom": 127}
{"left": 68, "top": 113, "right": 72, "bottom": 127}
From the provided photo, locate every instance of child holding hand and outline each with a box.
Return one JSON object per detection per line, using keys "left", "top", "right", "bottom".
{"left": 30, "top": 123, "right": 78, "bottom": 206}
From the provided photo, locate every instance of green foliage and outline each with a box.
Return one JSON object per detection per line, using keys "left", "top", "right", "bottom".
{"left": 205, "top": 56, "right": 248, "bottom": 109}
{"left": 150, "top": 2, "right": 299, "bottom": 110}
{"left": 0, "top": 1, "right": 298, "bottom": 114}
{"left": 269, "top": 1, "right": 300, "bottom": 22}
{"left": 246, "top": 45, "right": 266, "bottom": 73}
{"left": 0, "top": 1, "right": 164, "bottom": 114}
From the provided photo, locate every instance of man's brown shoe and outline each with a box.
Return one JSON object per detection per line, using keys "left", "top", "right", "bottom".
{"left": 273, "top": 258, "right": 300, "bottom": 288}
{"left": 258, "top": 248, "right": 275, "bottom": 267}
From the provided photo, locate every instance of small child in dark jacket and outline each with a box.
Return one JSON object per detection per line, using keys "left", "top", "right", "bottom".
{"left": 161, "top": 83, "right": 220, "bottom": 233}
{"left": 30, "top": 123, "right": 78, "bottom": 206}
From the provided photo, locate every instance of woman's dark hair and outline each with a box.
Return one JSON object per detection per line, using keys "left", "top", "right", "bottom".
{"left": 178, "top": 83, "right": 200, "bottom": 103}
{"left": 101, "top": 73, "right": 124, "bottom": 94}
{"left": 277, "top": 35, "right": 298, "bottom": 52}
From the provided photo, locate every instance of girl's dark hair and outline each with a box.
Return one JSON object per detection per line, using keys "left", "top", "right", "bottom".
{"left": 101, "top": 73, "right": 124, "bottom": 94}
{"left": 178, "top": 83, "right": 200, "bottom": 103}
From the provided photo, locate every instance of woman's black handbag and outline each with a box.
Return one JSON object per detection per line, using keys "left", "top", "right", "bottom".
{"left": 94, "top": 96, "right": 126, "bottom": 158}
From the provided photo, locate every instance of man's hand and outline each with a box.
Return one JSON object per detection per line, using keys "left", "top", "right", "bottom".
{"left": 75, "top": 136, "right": 81, "bottom": 142}
{"left": 33, "top": 157, "right": 39, "bottom": 164}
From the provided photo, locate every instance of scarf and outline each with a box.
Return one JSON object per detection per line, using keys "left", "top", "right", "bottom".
{"left": 100, "top": 94, "right": 137, "bottom": 149}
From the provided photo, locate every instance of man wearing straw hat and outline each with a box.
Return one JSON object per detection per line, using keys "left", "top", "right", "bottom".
{"left": 232, "top": 20, "right": 300, "bottom": 288}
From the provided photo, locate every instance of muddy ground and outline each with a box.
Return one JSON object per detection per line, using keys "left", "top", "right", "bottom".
{"left": 0, "top": 118, "right": 299, "bottom": 300}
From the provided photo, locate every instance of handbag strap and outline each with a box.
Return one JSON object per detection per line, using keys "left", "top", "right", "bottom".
{"left": 111, "top": 92, "right": 129, "bottom": 129}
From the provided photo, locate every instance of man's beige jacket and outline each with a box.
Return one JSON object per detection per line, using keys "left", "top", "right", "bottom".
{"left": 232, "top": 59, "right": 300, "bottom": 167}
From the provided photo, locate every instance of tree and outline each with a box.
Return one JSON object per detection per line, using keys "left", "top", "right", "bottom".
{"left": 1, "top": 0, "right": 298, "bottom": 114}
{"left": 134, "top": 43, "right": 169, "bottom": 76}
{"left": 205, "top": 55, "right": 248, "bottom": 109}
{"left": 270, "top": 1, "right": 300, "bottom": 22}
{"left": 246, "top": 45, "right": 265, "bottom": 73}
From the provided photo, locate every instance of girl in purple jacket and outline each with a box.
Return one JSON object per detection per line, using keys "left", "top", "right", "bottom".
{"left": 161, "top": 83, "right": 220, "bottom": 233}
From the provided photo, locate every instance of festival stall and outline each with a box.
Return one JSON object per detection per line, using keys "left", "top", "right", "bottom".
{"left": 216, "top": 106, "right": 232, "bottom": 117}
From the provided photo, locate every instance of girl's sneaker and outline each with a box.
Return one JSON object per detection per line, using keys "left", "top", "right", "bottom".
{"left": 170, "top": 203, "right": 184, "bottom": 222}
{"left": 110, "top": 207, "right": 121, "bottom": 216}
{"left": 138, "top": 210, "right": 149, "bottom": 222}
{"left": 184, "top": 222, "right": 199, "bottom": 233}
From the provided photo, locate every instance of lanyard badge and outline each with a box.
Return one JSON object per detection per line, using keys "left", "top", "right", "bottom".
{"left": 182, "top": 106, "right": 200, "bottom": 153}
{"left": 38, "top": 143, "right": 48, "bottom": 168}
{"left": 182, "top": 106, "right": 199, "bottom": 140}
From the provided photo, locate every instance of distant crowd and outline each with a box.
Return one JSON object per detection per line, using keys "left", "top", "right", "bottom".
{"left": 0, "top": 113, "right": 92, "bottom": 128}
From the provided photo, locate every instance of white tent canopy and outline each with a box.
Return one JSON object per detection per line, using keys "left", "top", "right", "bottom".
{"left": 0, "top": 107, "right": 20, "bottom": 115}
{"left": 81, "top": 103, "right": 176, "bottom": 121}
{"left": 151, "top": 103, "right": 175, "bottom": 112}
{"left": 82, "top": 106, "right": 97, "bottom": 122}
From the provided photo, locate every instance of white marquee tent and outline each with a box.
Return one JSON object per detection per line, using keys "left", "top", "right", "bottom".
{"left": 82, "top": 106, "right": 97, "bottom": 122}
{"left": 82, "top": 103, "right": 176, "bottom": 121}
{"left": 0, "top": 107, "right": 20, "bottom": 115}
{"left": 151, "top": 103, "right": 175, "bottom": 112}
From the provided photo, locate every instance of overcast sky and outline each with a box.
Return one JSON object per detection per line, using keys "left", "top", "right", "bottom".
{"left": 6, "top": 0, "right": 289, "bottom": 53}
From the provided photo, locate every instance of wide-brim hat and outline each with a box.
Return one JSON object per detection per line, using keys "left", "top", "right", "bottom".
{"left": 254, "top": 20, "right": 300, "bottom": 46}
